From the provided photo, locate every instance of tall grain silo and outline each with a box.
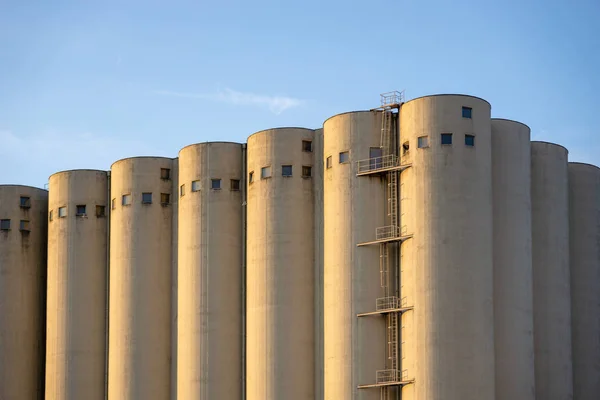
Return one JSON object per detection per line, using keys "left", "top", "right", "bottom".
{"left": 108, "top": 157, "right": 176, "bottom": 400}
{"left": 313, "top": 128, "right": 324, "bottom": 400}
{"left": 568, "top": 162, "right": 600, "bottom": 400}
{"left": 399, "top": 94, "right": 495, "bottom": 400}
{"left": 323, "top": 110, "right": 389, "bottom": 400}
{"left": 177, "top": 142, "right": 244, "bottom": 400}
{"left": 246, "top": 128, "right": 315, "bottom": 400}
{"left": 490, "top": 119, "right": 535, "bottom": 399}
{"left": 46, "top": 170, "right": 109, "bottom": 400}
{"left": 0, "top": 185, "right": 48, "bottom": 400}
{"left": 530, "top": 141, "right": 573, "bottom": 400}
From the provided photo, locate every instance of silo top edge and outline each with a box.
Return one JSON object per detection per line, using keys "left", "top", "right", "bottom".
{"left": 0, "top": 184, "right": 48, "bottom": 192}
{"left": 247, "top": 127, "right": 314, "bottom": 141}
{"left": 110, "top": 155, "right": 176, "bottom": 169}
{"left": 403, "top": 93, "right": 492, "bottom": 108}
{"left": 178, "top": 141, "right": 244, "bottom": 155}
{"left": 568, "top": 162, "right": 600, "bottom": 171}
{"left": 48, "top": 168, "right": 108, "bottom": 180}
{"left": 322, "top": 110, "right": 373, "bottom": 126}
{"left": 531, "top": 141, "right": 569, "bottom": 153}
{"left": 491, "top": 118, "right": 531, "bottom": 130}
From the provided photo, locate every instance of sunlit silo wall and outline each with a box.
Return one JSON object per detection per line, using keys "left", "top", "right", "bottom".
{"left": 0, "top": 185, "right": 48, "bottom": 400}
{"left": 108, "top": 157, "right": 176, "bottom": 400}
{"left": 323, "top": 111, "right": 387, "bottom": 400}
{"left": 399, "top": 95, "right": 495, "bottom": 400}
{"left": 246, "top": 128, "right": 315, "bottom": 400}
{"left": 530, "top": 141, "right": 573, "bottom": 400}
{"left": 46, "top": 170, "right": 108, "bottom": 400}
{"left": 490, "top": 119, "right": 535, "bottom": 399}
{"left": 313, "top": 127, "right": 324, "bottom": 400}
{"left": 177, "top": 142, "right": 243, "bottom": 400}
{"left": 568, "top": 162, "right": 600, "bottom": 400}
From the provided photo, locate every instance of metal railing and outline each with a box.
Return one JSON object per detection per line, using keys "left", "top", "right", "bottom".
{"left": 376, "top": 296, "right": 399, "bottom": 311}
{"left": 380, "top": 91, "right": 405, "bottom": 107}
{"left": 375, "top": 225, "right": 400, "bottom": 240}
{"left": 376, "top": 369, "right": 402, "bottom": 384}
{"left": 356, "top": 154, "right": 398, "bottom": 174}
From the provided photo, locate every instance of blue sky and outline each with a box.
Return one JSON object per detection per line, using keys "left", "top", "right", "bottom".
{"left": 1, "top": 0, "right": 599, "bottom": 187}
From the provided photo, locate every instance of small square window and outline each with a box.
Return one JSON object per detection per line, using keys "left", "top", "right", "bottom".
{"left": 211, "top": 179, "right": 221, "bottom": 190}
{"left": 1, "top": 219, "right": 10, "bottom": 230}
{"left": 122, "top": 194, "right": 132, "bottom": 206}
{"left": 76, "top": 205, "right": 86, "bottom": 216}
{"left": 418, "top": 136, "right": 429, "bottom": 148}
{"left": 302, "top": 166, "right": 312, "bottom": 178}
{"left": 261, "top": 166, "right": 272, "bottom": 179}
{"left": 249, "top": 171, "right": 254, "bottom": 184}
{"left": 161, "top": 193, "right": 170, "bottom": 205}
{"left": 230, "top": 179, "right": 240, "bottom": 191}
{"left": 111, "top": 198, "right": 116, "bottom": 210}
{"left": 161, "top": 168, "right": 171, "bottom": 180}
{"left": 49, "top": 210, "right": 53, "bottom": 221}
{"left": 192, "top": 180, "right": 201, "bottom": 192}
{"left": 142, "top": 193, "right": 153, "bottom": 204}
{"left": 326, "top": 156, "right": 332, "bottom": 169}
{"left": 282, "top": 165, "right": 293, "bottom": 177}
{"left": 302, "top": 140, "right": 313, "bottom": 152}
{"left": 402, "top": 141, "right": 410, "bottom": 154}
{"left": 96, "top": 205, "right": 106, "bottom": 218}
{"left": 339, "top": 151, "right": 349, "bottom": 164}
{"left": 20, "top": 220, "right": 30, "bottom": 232}
{"left": 465, "top": 134, "right": 475, "bottom": 147}
{"left": 462, "top": 107, "right": 472, "bottom": 119}
{"left": 58, "top": 207, "right": 67, "bottom": 218}
{"left": 180, "top": 184, "right": 185, "bottom": 197}
{"left": 20, "top": 196, "right": 31, "bottom": 208}
{"left": 441, "top": 133, "right": 453, "bottom": 145}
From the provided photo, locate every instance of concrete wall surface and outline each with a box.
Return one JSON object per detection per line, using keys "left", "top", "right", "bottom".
{"left": 568, "top": 162, "right": 600, "bottom": 400}
{"left": 0, "top": 185, "right": 48, "bottom": 400}
{"left": 46, "top": 170, "right": 109, "bottom": 400}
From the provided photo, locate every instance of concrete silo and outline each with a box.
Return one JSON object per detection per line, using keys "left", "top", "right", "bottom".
{"left": 46, "top": 170, "right": 109, "bottom": 400}
{"left": 177, "top": 142, "right": 243, "bottom": 400}
{"left": 0, "top": 185, "right": 48, "bottom": 400}
{"left": 108, "top": 157, "right": 176, "bottom": 400}
{"left": 399, "top": 95, "right": 495, "bottom": 400}
{"left": 323, "top": 110, "right": 390, "bottom": 400}
{"left": 246, "top": 128, "right": 315, "bottom": 400}
{"left": 568, "top": 162, "right": 600, "bottom": 400}
{"left": 530, "top": 142, "right": 573, "bottom": 400}
{"left": 490, "top": 119, "right": 535, "bottom": 399}
{"left": 313, "top": 128, "right": 324, "bottom": 400}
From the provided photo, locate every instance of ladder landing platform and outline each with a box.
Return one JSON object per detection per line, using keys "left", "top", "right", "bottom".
{"left": 357, "top": 234, "right": 413, "bottom": 247}
{"left": 357, "top": 306, "right": 414, "bottom": 317}
{"left": 357, "top": 379, "right": 415, "bottom": 389}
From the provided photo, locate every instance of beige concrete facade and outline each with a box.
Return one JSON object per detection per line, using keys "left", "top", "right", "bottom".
{"left": 177, "top": 142, "right": 244, "bottom": 400}
{"left": 313, "top": 128, "right": 324, "bottom": 400}
{"left": 490, "top": 119, "right": 535, "bottom": 399}
{"left": 0, "top": 185, "right": 48, "bottom": 400}
{"left": 246, "top": 128, "right": 316, "bottom": 400}
{"left": 399, "top": 95, "right": 495, "bottom": 400}
{"left": 108, "top": 157, "right": 176, "bottom": 400}
{"left": 531, "top": 142, "right": 573, "bottom": 400}
{"left": 46, "top": 170, "right": 109, "bottom": 400}
{"left": 323, "top": 112, "right": 387, "bottom": 400}
{"left": 568, "top": 162, "right": 600, "bottom": 400}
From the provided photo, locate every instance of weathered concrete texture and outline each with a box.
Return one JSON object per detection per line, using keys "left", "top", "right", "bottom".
{"left": 46, "top": 170, "right": 108, "bottom": 400}
{"left": 568, "top": 162, "right": 600, "bottom": 400}
{"left": 323, "top": 112, "right": 386, "bottom": 400}
{"left": 108, "top": 157, "right": 175, "bottom": 400}
{"left": 177, "top": 143, "right": 243, "bottom": 400}
{"left": 491, "top": 120, "right": 535, "bottom": 400}
{"left": 400, "top": 95, "right": 495, "bottom": 400}
{"left": 531, "top": 142, "right": 573, "bottom": 400}
{"left": 0, "top": 185, "right": 48, "bottom": 400}
{"left": 246, "top": 128, "right": 315, "bottom": 400}
{"left": 313, "top": 128, "right": 324, "bottom": 400}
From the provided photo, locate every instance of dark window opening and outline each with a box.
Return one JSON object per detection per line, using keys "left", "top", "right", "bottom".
{"left": 302, "top": 166, "right": 312, "bottom": 178}
{"left": 96, "top": 205, "right": 106, "bottom": 218}
{"left": 441, "top": 133, "right": 453, "bottom": 145}
{"left": 142, "top": 193, "right": 153, "bottom": 204}
{"left": 462, "top": 107, "right": 472, "bottom": 119}
{"left": 0, "top": 219, "right": 10, "bottom": 230}
{"left": 302, "top": 140, "right": 313, "bottom": 152}
{"left": 465, "top": 134, "right": 475, "bottom": 147}
{"left": 370, "top": 147, "right": 383, "bottom": 170}
{"left": 111, "top": 198, "right": 116, "bottom": 210}
{"left": 160, "top": 168, "right": 171, "bottom": 180}
{"left": 339, "top": 151, "right": 350, "bottom": 164}
{"left": 326, "top": 156, "right": 332, "bottom": 169}
{"left": 282, "top": 165, "right": 293, "bottom": 177}
{"left": 20, "top": 196, "right": 31, "bottom": 208}
{"left": 76, "top": 205, "right": 87, "bottom": 216}
{"left": 230, "top": 179, "right": 240, "bottom": 191}
{"left": 402, "top": 141, "right": 410, "bottom": 154}
{"left": 180, "top": 184, "right": 185, "bottom": 197}
{"left": 49, "top": 210, "right": 53, "bottom": 221}
{"left": 211, "top": 179, "right": 221, "bottom": 190}
{"left": 160, "top": 193, "right": 170, "bottom": 205}
{"left": 249, "top": 172, "right": 254, "bottom": 184}
{"left": 20, "top": 220, "right": 30, "bottom": 232}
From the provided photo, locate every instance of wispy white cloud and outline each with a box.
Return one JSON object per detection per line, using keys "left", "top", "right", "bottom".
{"left": 154, "top": 88, "right": 304, "bottom": 115}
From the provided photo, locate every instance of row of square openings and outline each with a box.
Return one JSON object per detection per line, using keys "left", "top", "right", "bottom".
{"left": 249, "top": 165, "right": 312, "bottom": 183}
{"left": 0, "top": 219, "right": 31, "bottom": 232}
{"left": 180, "top": 178, "right": 240, "bottom": 196}
{"left": 113, "top": 193, "right": 171, "bottom": 209}
{"left": 49, "top": 205, "right": 107, "bottom": 221}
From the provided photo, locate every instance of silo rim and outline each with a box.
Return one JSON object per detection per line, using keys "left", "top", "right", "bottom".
{"left": 0, "top": 184, "right": 48, "bottom": 192}
{"left": 531, "top": 141, "right": 569, "bottom": 153}
{"left": 568, "top": 162, "right": 600, "bottom": 170}
{"left": 178, "top": 141, "right": 244, "bottom": 155}
{"left": 322, "top": 110, "right": 375, "bottom": 126}
{"left": 48, "top": 168, "right": 108, "bottom": 180}
{"left": 110, "top": 156, "right": 176, "bottom": 169}
{"left": 491, "top": 118, "right": 531, "bottom": 130}
{"left": 247, "top": 127, "right": 314, "bottom": 141}
{"left": 403, "top": 94, "right": 491, "bottom": 108}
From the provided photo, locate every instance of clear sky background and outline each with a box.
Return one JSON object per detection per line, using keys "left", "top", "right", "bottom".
{"left": 1, "top": 0, "right": 599, "bottom": 187}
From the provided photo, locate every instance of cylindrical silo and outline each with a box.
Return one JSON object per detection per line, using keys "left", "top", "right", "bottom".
{"left": 108, "top": 157, "right": 175, "bottom": 400}
{"left": 399, "top": 95, "right": 495, "bottom": 400}
{"left": 177, "top": 142, "right": 243, "bottom": 399}
{"left": 491, "top": 119, "right": 535, "bottom": 399}
{"left": 0, "top": 185, "right": 48, "bottom": 400}
{"left": 323, "top": 111, "right": 388, "bottom": 400}
{"left": 313, "top": 128, "right": 324, "bottom": 400}
{"left": 246, "top": 128, "right": 315, "bottom": 400}
{"left": 568, "top": 162, "right": 600, "bottom": 400}
{"left": 531, "top": 142, "right": 573, "bottom": 400}
{"left": 46, "top": 170, "right": 109, "bottom": 400}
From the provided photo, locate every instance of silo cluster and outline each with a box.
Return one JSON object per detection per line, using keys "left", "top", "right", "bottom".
{"left": 0, "top": 91, "right": 598, "bottom": 400}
